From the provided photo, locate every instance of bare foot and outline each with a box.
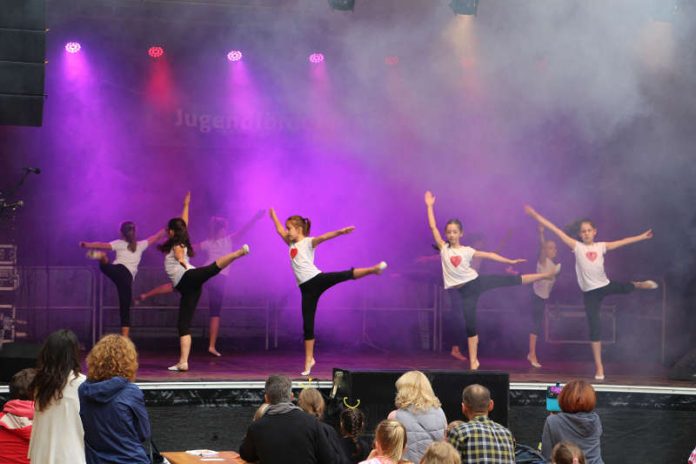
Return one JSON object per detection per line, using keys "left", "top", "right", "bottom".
{"left": 301, "top": 358, "right": 316, "bottom": 376}
{"left": 470, "top": 359, "right": 480, "bottom": 371}
{"left": 167, "top": 363, "right": 189, "bottom": 372}
{"left": 208, "top": 347, "right": 221, "bottom": 357}
{"left": 632, "top": 280, "right": 658, "bottom": 290}
{"left": 375, "top": 261, "right": 388, "bottom": 275}
{"left": 450, "top": 346, "right": 468, "bottom": 361}
{"left": 527, "top": 354, "right": 542, "bottom": 368}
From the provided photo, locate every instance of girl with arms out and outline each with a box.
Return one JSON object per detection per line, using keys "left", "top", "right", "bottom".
{"left": 269, "top": 208, "right": 387, "bottom": 376}
{"left": 524, "top": 205, "right": 657, "bottom": 380}
{"left": 425, "top": 191, "right": 555, "bottom": 371}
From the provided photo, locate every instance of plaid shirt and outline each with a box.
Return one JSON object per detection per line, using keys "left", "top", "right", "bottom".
{"left": 448, "top": 415, "right": 515, "bottom": 464}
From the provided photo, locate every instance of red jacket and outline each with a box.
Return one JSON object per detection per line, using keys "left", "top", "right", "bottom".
{"left": 0, "top": 399, "right": 34, "bottom": 464}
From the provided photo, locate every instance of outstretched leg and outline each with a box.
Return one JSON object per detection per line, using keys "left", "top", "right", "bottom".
{"left": 137, "top": 282, "right": 174, "bottom": 304}
{"left": 214, "top": 244, "right": 250, "bottom": 270}
{"left": 352, "top": 261, "right": 388, "bottom": 279}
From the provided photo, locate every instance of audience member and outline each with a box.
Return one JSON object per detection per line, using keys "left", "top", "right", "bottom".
{"left": 0, "top": 368, "right": 36, "bottom": 464}
{"left": 360, "top": 419, "right": 410, "bottom": 464}
{"left": 551, "top": 442, "right": 585, "bottom": 464}
{"left": 298, "top": 388, "right": 350, "bottom": 464}
{"left": 419, "top": 441, "right": 461, "bottom": 464}
{"left": 339, "top": 407, "right": 372, "bottom": 463}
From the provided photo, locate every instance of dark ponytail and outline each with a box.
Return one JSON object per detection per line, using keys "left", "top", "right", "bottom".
{"left": 340, "top": 408, "right": 366, "bottom": 460}
{"left": 120, "top": 221, "right": 137, "bottom": 252}
{"left": 287, "top": 215, "right": 311, "bottom": 235}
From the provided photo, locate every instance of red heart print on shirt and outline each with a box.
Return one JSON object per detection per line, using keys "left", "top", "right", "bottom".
{"left": 290, "top": 248, "right": 298, "bottom": 259}
{"left": 585, "top": 251, "right": 598, "bottom": 262}
{"left": 450, "top": 256, "right": 462, "bottom": 267}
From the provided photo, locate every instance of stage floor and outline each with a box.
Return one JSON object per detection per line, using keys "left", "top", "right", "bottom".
{"left": 136, "top": 349, "right": 694, "bottom": 389}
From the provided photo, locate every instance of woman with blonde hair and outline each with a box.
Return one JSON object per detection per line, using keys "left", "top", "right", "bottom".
{"left": 360, "top": 420, "right": 409, "bottom": 464}
{"left": 419, "top": 441, "right": 461, "bottom": 464}
{"left": 78, "top": 334, "right": 151, "bottom": 464}
{"left": 388, "top": 371, "right": 447, "bottom": 463}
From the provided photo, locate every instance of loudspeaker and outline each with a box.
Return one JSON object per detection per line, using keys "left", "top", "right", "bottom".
{"left": 668, "top": 347, "right": 696, "bottom": 382}
{"left": 0, "top": 342, "right": 40, "bottom": 382}
{"left": 0, "top": 0, "right": 46, "bottom": 126}
{"left": 331, "top": 369, "right": 509, "bottom": 431}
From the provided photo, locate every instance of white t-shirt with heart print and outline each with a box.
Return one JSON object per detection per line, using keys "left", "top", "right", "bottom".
{"left": 573, "top": 241, "right": 610, "bottom": 292}
{"left": 289, "top": 237, "right": 321, "bottom": 285}
{"left": 440, "top": 245, "right": 478, "bottom": 289}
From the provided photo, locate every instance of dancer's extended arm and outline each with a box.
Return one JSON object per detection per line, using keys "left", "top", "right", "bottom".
{"left": 524, "top": 205, "right": 576, "bottom": 250}
{"left": 312, "top": 226, "right": 355, "bottom": 248}
{"left": 606, "top": 229, "right": 653, "bottom": 251}
{"left": 269, "top": 208, "right": 290, "bottom": 244}
{"left": 181, "top": 192, "right": 191, "bottom": 226}
{"left": 425, "top": 191, "right": 445, "bottom": 249}
{"left": 474, "top": 251, "right": 525, "bottom": 265}
{"left": 146, "top": 229, "right": 166, "bottom": 246}
{"left": 79, "top": 241, "right": 112, "bottom": 250}
{"left": 229, "top": 209, "right": 266, "bottom": 239}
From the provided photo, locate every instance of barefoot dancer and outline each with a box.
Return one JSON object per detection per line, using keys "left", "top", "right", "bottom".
{"left": 425, "top": 191, "right": 555, "bottom": 370}
{"left": 269, "top": 208, "right": 387, "bottom": 376}
{"left": 524, "top": 205, "right": 657, "bottom": 380}
{"left": 160, "top": 193, "right": 249, "bottom": 372}
{"left": 80, "top": 223, "right": 164, "bottom": 337}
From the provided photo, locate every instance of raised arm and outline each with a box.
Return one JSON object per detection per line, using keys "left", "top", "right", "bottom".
{"left": 79, "top": 241, "right": 113, "bottom": 250}
{"left": 312, "top": 226, "right": 355, "bottom": 248}
{"left": 181, "top": 192, "right": 191, "bottom": 226}
{"left": 269, "top": 208, "right": 290, "bottom": 244}
{"left": 425, "top": 191, "right": 445, "bottom": 249}
{"left": 229, "top": 209, "right": 266, "bottom": 239}
{"left": 473, "top": 251, "right": 526, "bottom": 265}
{"left": 145, "top": 228, "right": 166, "bottom": 246}
{"left": 537, "top": 224, "right": 547, "bottom": 263}
{"left": 605, "top": 229, "right": 653, "bottom": 251}
{"left": 524, "top": 205, "right": 576, "bottom": 250}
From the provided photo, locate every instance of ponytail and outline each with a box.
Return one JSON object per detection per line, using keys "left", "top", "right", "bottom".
{"left": 120, "top": 221, "right": 137, "bottom": 252}
{"left": 286, "top": 215, "right": 311, "bottom": 236}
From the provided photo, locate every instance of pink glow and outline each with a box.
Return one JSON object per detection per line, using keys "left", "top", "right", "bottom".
{"left": 227, "top": 50, "right": 243, "bottom": 62}
{"left": 65, "top": 42, "right": 81, "bottom": 54}
{"left": 309, "top": 53, "right": 325, "bottom": 64}
{"left": 148, "top": 46, "right": 164, "bottom": 59}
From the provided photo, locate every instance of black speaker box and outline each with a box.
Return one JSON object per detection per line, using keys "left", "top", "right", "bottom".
{"left": 0, "top": 342, "right": 40, "bottom": 382}
{"left": 331, "top": 369, "right": 509, "bottom": 431}
{"left": 668, "top": 347, "right": 696, "bottom": 382}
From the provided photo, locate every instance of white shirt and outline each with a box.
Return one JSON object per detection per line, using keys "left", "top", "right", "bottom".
{"left": 533, "top": 258, "right": 559, "bottom": 299}
{"left": 164, "top": 246, "right": 195, "bottom": 287}
{"left": 109, "top": 239, "right": 149, "bottom": 278}
{"left": 440, "top": 245, "right": 479, "bottom": 289}
{"left": 29, "top": 372, "right": 87, "bottom": 464}
{"left": 199, "top": 236, "right": 232, "bottom": 277}
{"left": 289, "top": 237, "right": 321, "bottom": 285}
{"left": 573, "top": 241, "right": 610, "bottom": 292}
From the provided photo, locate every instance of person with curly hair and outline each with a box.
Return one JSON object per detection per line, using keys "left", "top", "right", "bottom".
{"left": 78, "top": 334, "right": 151, "bottom": 464}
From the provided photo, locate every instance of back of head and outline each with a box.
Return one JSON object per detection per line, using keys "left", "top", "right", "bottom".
{"left": 208, "top": 216, "right": 228, "bottom": 239}
{"left": 10, "top": 368, "right": 37, "bottom": 401}
{"left": 286, "top": 215, "right": 311, "bottom": 235}
{"left": 87, "top": 334, "right": 139, "bottom": 382}
{"left": 264, "top": 375, "right": 292, "bottom": 405}
{"left": 558, "top": 380, "right": 596, "bottom": 413}
{"left": 552, "top": 442, "right": 586, "bottom": 464}
{"left": 120, "top": 221, "right": 137, "bottom": 252}
{"left": 374, "top": 419, "right": 407, "bottom": 462}
{"left": 297, "top": 388, "right": 325, "bottom": 419}
{"left": 32, "top": 329, "right": 81, "bottom": 411}
{"left": 159, "top": 217, "right": 194, "bottom": 256}
{"left": 395, "top": 370, "right": 441, "bottom": 411}
{"left": 419, "top": 441, "right": 461, "bottom": 464}
{"left": 462, "top": 384, "right": 491, "bottom": 415}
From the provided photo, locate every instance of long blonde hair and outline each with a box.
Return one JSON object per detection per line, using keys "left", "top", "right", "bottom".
{"left": 419, "top": 441, "right": 461, "bottom": 464}
{"left": 395, "top": 370, "right": 441, "bottom": 411}
{"left": 374, "top": 420, "right": 407, "bottom": 462}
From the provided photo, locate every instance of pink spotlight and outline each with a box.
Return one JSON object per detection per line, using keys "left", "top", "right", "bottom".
{"left": 227, "top": 50, "right": 243, "bottom": 62}
{"left": 65, "top": 42, "right": 81, "bottom": 54}
{"left": 148, "top": 46, "right": 164, "bottom": 59}
{"left": 309, "top": 53, "right": 325, "bottom": 64}
{"left": 385, "top": 55, "right": 400, "bottom": 66}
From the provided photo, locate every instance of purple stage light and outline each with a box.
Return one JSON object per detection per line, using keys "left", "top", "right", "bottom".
{"left": 65, "top": 42, "right": 81, "bottom": 53}
{"left": 227, "top": 50, "right": 243, "bottom": 62}
{"left": 309, "top": 53, "right": 325, "bottom": 64}
{"left": 148, "top": 46, "right": 164, "bottom": 59}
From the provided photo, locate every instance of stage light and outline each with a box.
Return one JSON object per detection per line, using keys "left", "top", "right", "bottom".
{"left": 385, "top": 55, "right": 400, "bottom": 66}
{"left": 328, "top": 0, "right": 355, "bottom": 11}
{"left": 148, "top": 46, "right": 164, "bottom": 59}
{"left": 65, "top": 42, "right": 81, "bottom": 53}
{"left": 449, "top": 0, "right": 479, "bottom": 15}
{"left": 309, "top": 53, "right": 325, "bottom": 64}
{"left": 227, "top": 50, "right": 243, "bottom": 62}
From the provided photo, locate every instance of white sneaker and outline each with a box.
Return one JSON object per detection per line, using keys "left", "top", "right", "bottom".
{"left": 642, "top": 280, "right": 659, "bottom": 290}
{"left": 378, "top": 261, "right": 388, "bottom": 271}
{"left": 242, "top": 244, "right": 250, "bottom": 254}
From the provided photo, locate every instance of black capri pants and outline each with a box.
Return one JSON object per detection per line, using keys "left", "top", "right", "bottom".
{"left": 99, "top": 263, "right": 133, "bottom": 327}
{"left": 175, "top": 262, "right": 221, "bottom": 336}
{"left": 530, "top": 293, "right": 547, "bottom": 336}
{"left": 582, "top": 281, "right": 634, "bottom": 341}
{"left": 299, "top": 270, "right": 355, "bottom": 340}
{"left": 445, "top": 274, "right": 522, "bottom": 343}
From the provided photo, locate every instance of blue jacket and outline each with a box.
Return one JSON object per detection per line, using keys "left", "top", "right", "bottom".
{"left": 79, "top": 377, "right": 151, "bottom": 464}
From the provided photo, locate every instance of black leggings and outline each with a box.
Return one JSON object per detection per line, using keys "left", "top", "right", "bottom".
{"left": 583, "top": 281, "right": 634, "bottom": 341}
{"left": 299, "top": 270, "right": 354, "bottom": 340}
{"left": 175, "top": 262, "right": 221, "bottom": 336}
{"left": 530, "top": 293, "right": 546, "bottom": 336}
{"left": 99, "top": 263, "right": 133, "bottom": 327}
{"left": 446, "top": 274, "right": 522, "bottom": 343}
{"left": 207, "top": 276, "right": 226, "bottom": 318}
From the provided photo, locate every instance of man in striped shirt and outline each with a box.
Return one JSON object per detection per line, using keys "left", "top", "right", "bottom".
{"left": 448, "top": 384, "right": 516, "bottom": 464}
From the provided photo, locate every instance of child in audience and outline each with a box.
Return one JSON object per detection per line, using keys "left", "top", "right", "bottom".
{"left": 0, "top": 368, "right": 36, "bottom": 464}
{"left": 339, "top": 407, "right": 372, "bottom": 463}
{"left": 360, "top": 420, "right": 410, "bottom": 464}
{"left": 419, "top": 442, "right": 461, "bottom": 464}
{"left": 552, "top": 442, "right": 586, "bottom": 464}
{"left": 298, "top": 388, "right": 348, "bottom": 464}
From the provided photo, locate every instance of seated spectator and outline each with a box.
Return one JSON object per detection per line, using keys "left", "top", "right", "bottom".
{"left": 419, "top": 441, "right": 461, "bottom": 464}
{"left": 541, "top": 380, "right": 603, "bottom": 464}
{"left": 29, "top": 329, "right": 86, "bottom": 464}
{"left": 361, "top": 419, "right": 410, "bottom": 464}
{"left": 239, "top": 375, "right": 333, "bottom": 464}
{"left": 388, "top": 371, "right": 447, "bottom": 463}
{"left": 447, "top": 384, "right": 515, "bottom": 464}
{"left": 339, "top": 407, "right": 372, "bottom": 463}
{"left": 446, "top": 421, "right": 463, "bottom": 436}
{"left": 0, "top": 368, "right": 36, "bottom": 464}
{"left": 79, "top": 334, "right": 151, "bottom": 464}
{"left": 298, "top": 388, "right": 349, "bottom": 464}
{"left": 552, "top": 442, "right": 585, "bottom": 464}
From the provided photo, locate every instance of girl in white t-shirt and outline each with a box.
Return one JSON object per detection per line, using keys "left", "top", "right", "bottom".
{"left": 158, "top": 193, "right": 249, "bottom": 372}
{"left": 425, "top": 191, "right": 554, "bottom": 371}
{"left": 80, "top": 221, "right": 164, "bottom": 337}
{"left": 269, "top": 208, "right": 387, "bottom": 376}
{"left": 524, "top": 205, "right": 657, "bottom": 380}
{"left": 527, "top": 224, "right": 562, "bottom": 368}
